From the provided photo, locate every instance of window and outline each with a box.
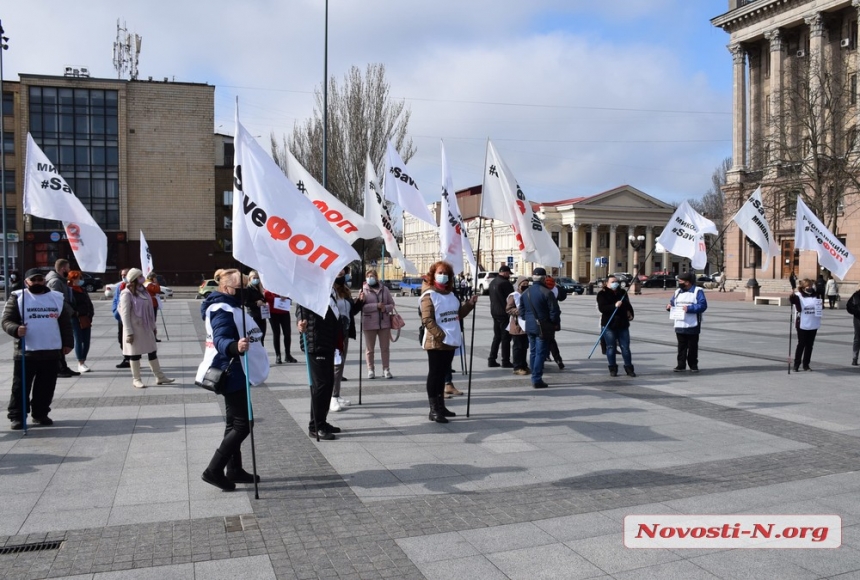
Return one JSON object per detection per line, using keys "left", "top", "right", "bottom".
{"left": 852, "top": 74, "right": 857, "bottom": 106}
{"left": 1, "top": 93, "right": 11, "bottom": 116}
{"left": 784, "top": 190, "right": 799, "bottom": 217}
{"left": 852, "top": 20, "right": 859, "bottom": 49}
{"left": 2, "top": 170, "right": 12, "bottom": 193}
{"left": 223, "top": 143, "right": 234, "bottom": 166}
{"left": 599, "top": 232, "right": 609, "bottom": 249}
{"left": 848, "top": 127, "right": 858, "bottom": 152}
{"left": 551, "top": 231, "right": 559, "bottom": 246}
{"left": 1, "top": 131, "right": 11, "bottom": 154}
{"left": 763, "top": 48, "right": 770, "bottom": 79}
{"left": 223, "top": 190, "right": 233, "bottom": 206}
{"left": 566, "top": 231, "right": 573, "bottom": 247}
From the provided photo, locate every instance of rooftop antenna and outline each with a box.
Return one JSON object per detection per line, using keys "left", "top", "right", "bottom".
{"left": 112, "top": 19, "right": 142, "bottom": 80}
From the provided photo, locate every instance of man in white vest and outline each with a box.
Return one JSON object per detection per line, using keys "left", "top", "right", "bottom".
{"left": 4, "top": 268, "right": 74, "bottom": 430}
{"left": 666, "top": 271, "right": 708, "bottom": 373}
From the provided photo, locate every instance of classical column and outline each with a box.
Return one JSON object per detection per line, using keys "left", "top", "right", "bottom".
{"left": 764, "top": 28, "right": 784, "bottom": 167}
{"left": 645, "top": 225, "right": 654, "bottom": 275}
{"left": 729, "top": 43, "right": 747, "bottom": 171}
{"left": 589, "top": 224, "right": 599, "bottom": 280}
{"left": 570, "top": 224, "right": 580, "bottom": 281}
{"left": 747, "top": 47, "right": 762, "bottom": 169}
{"left": 608, "top": 224, "right": 618, "bottom": 274}
{"left": 627, "top": 226, "right": 636, "bottom": 274}
{"left": 806, "top": 13, "right": 826, "bottom": 155}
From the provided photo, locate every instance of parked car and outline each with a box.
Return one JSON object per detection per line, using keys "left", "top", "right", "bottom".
{"left": 400, "top": 276, "right": 424, "bottom": 296}
{"left": 197, "top": 279, "right": 218, "bottom": 299}
{"left": 555, "top": 277, "right": 584, "bottom": 295}
{"left": 476, "top": 272, "right": 498, "bottom": 295}
{"left": 641, "top": 275, "right": 678, "bottom": 288}
{"left": 382, "top": 279, "right": 401, "bottom": 293}
{"left": 612, "top": 272, "right": 634, "bottom": 288}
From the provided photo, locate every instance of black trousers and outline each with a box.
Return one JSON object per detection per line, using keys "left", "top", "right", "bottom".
{"left": 427, "top": 349, "right": 456, "bottom": 399}
{"left": 511, "top": 334, "right": 528, "bottom": 370}
{"left": 489, "top": 315, "right": 511, "bottom": 363}
{"left": 117, "top": 321, "right": 128, "bottom": 361}
{"left": 676, "top": 333, "right": 699, "bottom": 370}
{"left": 8, "top": 356, "right": 59, "bottom": 421}
{"left": 216, "top": 388, "right": 250, "bottom": 459}
{"left": 795, "top": 328, "right": 817, "bottom": 369}
{"left": 270, "top": 313, "right": 291, "bottom": 357}
{"left": 548, "top": 336, "right": 562, "bottom": 363}
{"left": 252, "top": 317, "right": 267, "bottom": 347}
{"left": 854, "top": 317, "right": 860, "bottom": 355}
{"left": 307, "top": 350, "right": 334, "bottom": 430}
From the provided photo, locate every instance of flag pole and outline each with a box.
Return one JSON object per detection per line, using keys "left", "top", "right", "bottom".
{"left": 788, "top": 296, "right": 795, "bottom": 374}
{"left": 238, "top": 288, "right": 259, "bottom": 499}
{"left": 466, "top": 139, "right": 490, "bottom": 418}
{"left": 358, "top": 239, "right": 365, "bottom": 405}
{"left": 587, "top": 294, "right": 627, "bottom": 359}
{"left": 19, "top": 214, "right": 27, "bottom": 436}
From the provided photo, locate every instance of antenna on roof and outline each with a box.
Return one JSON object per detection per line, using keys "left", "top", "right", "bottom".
{"left": 112, "top": 19, "right": 142, "bottom": 80}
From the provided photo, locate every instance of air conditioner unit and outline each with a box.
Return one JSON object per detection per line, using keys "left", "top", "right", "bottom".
{"left": 796, "top": 49, "right": 806, "bottom": 58}
{"left": 79, "top": 67, "right": 90, "bottom": 77}
{"left": 842, "top": 38, "right": 853, "bottom": 48}
{"left": 64, "top": 66, "right": 74, "bottom": 76}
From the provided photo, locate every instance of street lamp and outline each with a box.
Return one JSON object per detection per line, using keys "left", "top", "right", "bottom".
{"left": 0, "top": 23, "right": 9, "bottom": 300}
{"left": 628, "top": 234, "right": 645, "bottom": 294}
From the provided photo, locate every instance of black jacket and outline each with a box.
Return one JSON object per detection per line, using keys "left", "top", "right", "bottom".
{"left": 596, "top": 287, "right": 634, "bottom": 330}
{"left": 2, "top": 290, "right": 74, "bottom": 360}
{"left": 488, "top": 275, "right": 515, "bottom": 318}
{"left": 243, "top": 285, "right": 265, "bottom": 319}
{"left": 71, "top": 288, "right": 95, "bottom": 319}
{"left": 296, "top": 303, "right": 339, "bottom": 354}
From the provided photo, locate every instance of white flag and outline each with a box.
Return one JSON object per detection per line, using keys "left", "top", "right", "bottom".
{"left": 656, "top": 201, "right": 717, "bottom": 271}
{"left": 282, "top": 149, "right": 381, "bottom": 244}
{"left": 364, "top": 157, "right": 418, "bottom": 274}
{"left": 731, "top": 186, "right": 779, "bottom": 266}
{"left": 23, "top": 133, "right": 107, "bottom": 273}
{"left": 482, "top": 140, "right": 560, "bottom": 267}
{"left": 439, "top": 141, "right": 476, "bottom": 275}
{"left": 232, "top": 111, "right": 359, "bottom": 318}
{"left": 794, "top": 197, "right": 855, "bottom": 279}
{"left": 383, "top": 141, "right": 437, "bottom": 227}
{"left": 140, "top": 230, "right": 154, "bottom": 278}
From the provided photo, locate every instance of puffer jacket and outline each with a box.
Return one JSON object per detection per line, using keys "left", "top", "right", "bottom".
{"left": 361, "top": 283, "right": 395, "bottom": 330}
{"left": 419, "top": 281, "right": 475, "bottom": 350}
{"left": 200, "top": 291, "right": 249, "bottom": 394}
{"left": 296, "top": 303, "right": 339, "bottom": 354}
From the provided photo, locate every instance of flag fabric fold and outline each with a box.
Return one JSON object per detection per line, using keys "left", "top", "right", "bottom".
{"left": 282, "top": 149, "right": 381, "bottom": 244}
{"left": 439, "top": 141, "right": 477, "bottom": 275}
{"left": 731, "top": 186, "right": 779, "bottom": 267}
{"left": 140, "top": 230, "right": 154, "bottom": 278}
{"left": 24, "top": 133, "right": 108, "bottom": 273}
{"left": 656, "top": 201, "right": 717, "bottom": 271}
{"left": 481, "top": 141, "right": 560, "bottom": 267}
{"left": 364, "top": 157, "right": 418, "bottom": 275}
{"left": 384, "top": 142, "right": 437, "bottom": 227}
{"left": 232, "top": 112, "right": 359, "bottom": 318}
{"left": 794, "top": 197, "right": 856, "bottom": 280}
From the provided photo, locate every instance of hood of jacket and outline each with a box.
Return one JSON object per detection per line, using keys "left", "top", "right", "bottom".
{"left": 200, "top": 290, "right": 240, "bottom": 319}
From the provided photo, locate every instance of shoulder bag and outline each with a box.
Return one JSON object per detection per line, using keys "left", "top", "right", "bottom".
{"left": 195, "top": 358, "right": 235, "bottom": 394}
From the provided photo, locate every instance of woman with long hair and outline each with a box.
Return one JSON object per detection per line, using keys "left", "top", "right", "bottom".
{"left": 243, "top": 270, "right": 267, "bottom": 348}
{"left": 361, "top": 268, "right": 396, "bottom": 379}
{"left": 67, "top": 270, "right": 94, "bottom": 373}
{"left": 198, "top": 269, "right": 269, "bottom": 490}
{"left": 119, "top": 268, "right": 174, "bottom": 388}
{"left": 419, "top": 261, "right": 478, "bottom": 422}
{"left": 331, "top": 268, "right": 364, "bottom": 412}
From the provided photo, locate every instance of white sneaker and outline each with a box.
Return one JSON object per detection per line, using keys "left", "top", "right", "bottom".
{"left": 78, "top": 363, "right": 91, "bottom": 373}
{"left": 384, "top": 368, "right": 393, "bottom": 379}
{"left": 337, "top": 396, "right": 351, "bottom": 407}
{"left": 368, "top": 370, "right": 375, "bottom": 379}
{"left": 329, "top": 397, "right": 343, "bottom": 412}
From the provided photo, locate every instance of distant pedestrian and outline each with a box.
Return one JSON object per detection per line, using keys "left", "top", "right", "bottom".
{"left": 361, "top": 269, "right": 396, "bottom": 379}
{"left": 487, "top": 265, "right": 514, "bottom": 368}
{"left": 67, "top": 270, "right": 94, "bottom": 373}
{"left": 119, "top": 268, "right": 174, "bottom": 388}
{"left": 718, "top": 273, "right": 727, "bottom": 292}
{"left": 4, "top": 269, "right": 74, "bottom": 430}
{"left": 112, "top": 269, "right": 130, "bottom": 369}
{"left": 544, "top": 276, "right": 567, "bottom": 370}
{"left": 825, "top": 276, "right": 839, "bottom": 310}
{"left": 815, "top": 274, "right": 826, "bottom": 300}
{"left": 506, "top": 278, "right": 531, "bottom": 376}
{"left": 790, "top": 278, "right": 822, "bottom": 372}
{"left": 846, "top": 288, "right": 860, "bottom": 365}
{"left": 331, "top": 268, "right": 363, "bottom": 413}
{"left": 243, "top": 271, "right": 267, "bottom": 348}
{"left": 46, "top": 259, "right": 79, "bottom": 378}
{"left": 518, "top": 267, "right": 561, "bottom": 389}
{"left": 789, "top": 270, "right": 797, "bottom": 291}
{"left": 264, "top": 289, "right": 296, "bottom": 364}
{"left": 667, "top": 272, "right": 708, "bottom": 373}
{"left": 597, "top": 275, "right": 635, "bottom": 377}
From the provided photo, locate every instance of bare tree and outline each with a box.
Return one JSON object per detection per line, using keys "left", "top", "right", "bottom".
{"left": 271, "top": 63, "right": 415, "bottom": 215}
{"left": 690, "top": 157, "right": 731, "bottom": 270}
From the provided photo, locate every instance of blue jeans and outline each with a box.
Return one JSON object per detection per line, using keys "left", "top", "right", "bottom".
{"left": 527, "top": 333, "right": 549, "bottom": 383}
{"left": 72, "top": 319, "right": 91, "bottom": 362}
{"left": 603, "top": 327, "right": 631, "bottom": 367}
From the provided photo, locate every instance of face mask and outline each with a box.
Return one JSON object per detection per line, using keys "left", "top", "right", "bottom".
{"left": 345, "top": 275, "right": 352, "bottom": 284}
{"left": 250, "top": 278, "right": 259, "bottom": 286}
{"left": 367, "top": 277, "right": 378, "bottom": 286}
{"left": 76, "top": 280, "right": 85, "bottom": 287}
{"left": 532, "top": 275, "right": 541, "bottom": 282}
{"left": 29, "top": 284, "right": 48, "bottom": 294}
{"left": 335, "top": 276, "right": 345, "bottom": 286}
{"left": 609, "top": 282, "right": 619, "bottom": 290}
{"left": 435, "top": 274, "right": 449, "bottom": 285}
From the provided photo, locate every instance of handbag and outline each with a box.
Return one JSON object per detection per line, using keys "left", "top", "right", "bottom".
{"left": 390, "top": 309, "right": 406, "bottom": 330}
{"left": 78, "top": 315, "right": 92, "bottom": 329}
{"left": 195, "top": 359, "right": 234, "bottom": 394}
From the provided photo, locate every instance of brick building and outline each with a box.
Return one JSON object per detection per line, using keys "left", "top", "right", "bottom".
{"left": 2, "top": 73, "right": 220, "bottom": 284}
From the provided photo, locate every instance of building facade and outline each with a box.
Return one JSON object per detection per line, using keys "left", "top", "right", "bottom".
{"left": 402, "top": 185, "right": 677, "bottom": 281}
{"left": 2, "top": 73, "right": 219, "bottom": 284}
{"left": 713, "top": 0, "right": 860, "bottom": 286}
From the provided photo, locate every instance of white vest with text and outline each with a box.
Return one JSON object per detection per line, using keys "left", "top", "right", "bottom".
{"left": 196, "top": 302, "right": 269, "bottom": 386}
{"left": 795, "top": 292, "right": 823, "bottom": 331}
{"left": 14, "top": 289, "right": 64, "bottom": 352}
{"left": 673, "top": 287, "right": 703, "bottom": 330}
{"left": 421, "top": 290, "right": 462, "bottom": 349}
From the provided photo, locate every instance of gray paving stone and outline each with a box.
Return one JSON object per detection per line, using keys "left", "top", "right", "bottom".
{"left": 487, "top": 543, "right": 604, "bottom": 579}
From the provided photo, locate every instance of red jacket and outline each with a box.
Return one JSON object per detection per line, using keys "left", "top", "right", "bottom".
{"left": 264, "top": 291, "right": 292, "bottom": 315}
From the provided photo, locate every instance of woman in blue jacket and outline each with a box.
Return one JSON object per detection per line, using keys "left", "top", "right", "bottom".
{"left": 197, "top": 269, "right": 269, "bottom": 491}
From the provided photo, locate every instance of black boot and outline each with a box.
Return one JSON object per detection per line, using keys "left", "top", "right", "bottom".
{"left": 439, "top": 395, "right": 456, "bottom": 418}
{"left": 853, "top": 352, "right": 858, "bottom": 366}
{"left": 428, "top": 398, "right": 448, "bottom": 423}
{"left": 226, "top": 450, "right": 260, "bottom": 484}
{"left": 202, "top": 450, "right": 236, "bottom": 491}
{"left": 609, "top": 365, "right": 618, "bottom": 377}
{"left": 624, "top": 365, "right": 636, "bottom": 377}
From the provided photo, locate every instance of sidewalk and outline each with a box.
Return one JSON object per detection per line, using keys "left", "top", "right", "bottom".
{"left": 1, "top": 292, "right": 860, "bottom": 579}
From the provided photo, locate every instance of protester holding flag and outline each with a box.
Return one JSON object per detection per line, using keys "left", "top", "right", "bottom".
{"left": 790, "top": 278, "right": 823, "bottom": 372}
{"left": 67, "top": 270, "right": 94, "bottom": 373}
{"left": 331, "top": 268, "right": 364, "bottom": 413}
{"left": 198, "top": 269, "right": 268, "bottom": 490}
{"left": 597, "top": 275, "right": 635, "bottom": 377}
{"left": 4, "top": 269, "right": 74, "bottom": 430}
{"left": 666, "top": 272, "right": 708, "bottom": 373}
{"left": 361, "top": 269, "right": 397, "bottom": 380}
{"left": 243, "top": 271, "right": 267, "bottom": 348}
{"left": 420, "top": 261, "right": 478, "bottom": 423}
{"left": 119, "top": 268, "right": 174, "bottom": 388}
{"left": 264, "top": 290, "right": 296, "bottom": 365}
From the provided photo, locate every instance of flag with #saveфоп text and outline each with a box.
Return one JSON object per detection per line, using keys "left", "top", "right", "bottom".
{"left": 364, "top": 156, "right": 418, "bottom": 274}
{"left": 24, "top": 133, "right": 107, "bottom": 273}
{"left": 140, "top": 230, "right": 154, "bottom": 278}
{"left": 439, "top": 140, "right": 476, "bottom": 275}
{"left": 384, "top": 141, "right": 437, "bottom": 227}
{"left": 731, "top": 186, "right": 779, "bottom": 267}
{"left": 794, "top": 197, "right": 855, "bottom": 279}
{"left": 232, "top": 109, "right": 359, "bottom": 318}
{"left": 656, "top": 201, "right": 717, "bottom": 271}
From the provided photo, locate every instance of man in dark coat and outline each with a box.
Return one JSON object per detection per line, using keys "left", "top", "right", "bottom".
{"left": 596, "top": 275, "right": 636, "bottom": 377}
{"left": 487, "top": 265, "right": 515, "bottom": 368}
{"left": 518, "top": 267, "right": 560, "bottom": 389}
{"left": 46, "top": 258, "right": 79, "bottom": 377}
{"left": 297, "top": 294, "right": 341, "bottom": 441}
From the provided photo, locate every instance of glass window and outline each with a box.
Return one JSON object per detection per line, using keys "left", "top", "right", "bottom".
{"left": 2, "top": 170, "right": 14, "bottom": 192}
{"left": 2, "top": 132, "right": 12, "bottom": 154}
{"left": 223, "top": 190, "right": 233, "bottom": 206}
{"left": 2, "top": 93, "right": 12, "bottom": 116}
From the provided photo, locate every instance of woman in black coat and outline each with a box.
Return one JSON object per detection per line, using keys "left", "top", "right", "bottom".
{"left": 331, "top": 268, "right": 364, "bottom": 412}
{"left": 243, "top": 270, "right": 267, "bottom": 347}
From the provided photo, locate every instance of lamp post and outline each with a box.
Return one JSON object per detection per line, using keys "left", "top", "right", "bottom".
{"left": 0, "top": 23, "right": 8, "bottom": 300}
{"left": 628, "top": 234, "right": 644, "bottom": 294}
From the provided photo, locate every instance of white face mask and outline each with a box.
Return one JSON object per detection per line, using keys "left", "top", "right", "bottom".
{"left": 609, "top": 282, "right": 619, "bottom": 290}
{"left": 435, "top": 274, "right": 449, "bottom": 285}
{"left": 367, "top": 277, "right": 377, "bottom": 286}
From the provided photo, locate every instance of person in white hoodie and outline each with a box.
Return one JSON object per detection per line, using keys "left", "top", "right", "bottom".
{"left": 505, "top": 278, "right": 531, "bottom": 375}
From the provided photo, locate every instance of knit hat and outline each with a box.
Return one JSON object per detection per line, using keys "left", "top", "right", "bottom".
{"left": 126, "top": 268, "right": 143, "bottom": 283}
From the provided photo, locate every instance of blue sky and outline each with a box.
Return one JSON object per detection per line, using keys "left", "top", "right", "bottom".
{"left": 6, "top": 1, "right": 735, "bottom": 206}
